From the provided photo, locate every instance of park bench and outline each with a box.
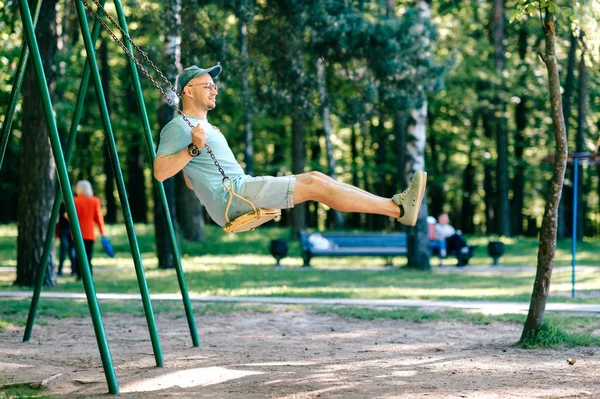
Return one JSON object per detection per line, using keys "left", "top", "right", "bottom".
{"left": 299, "top": 230, "right": 408, "bottom": 267}
{"left": 298, "top": 230, "right": 477, "bottom": 267}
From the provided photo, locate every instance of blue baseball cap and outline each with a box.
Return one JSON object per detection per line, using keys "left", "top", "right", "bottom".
{"left": 176, "top": 63, "right": 222, "bottom": 95}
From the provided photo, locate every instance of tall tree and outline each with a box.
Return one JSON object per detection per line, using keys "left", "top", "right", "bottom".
{"left": 256, "top": 1, "right": 311, "bottom": 236}
{"left": 460, "top": 114, "right": 478, "bottom": 234}
{"left": 236, "top": 0, "right": 255, "bottom": 176}
{"left": 125, "top": 79, "right": 148, "bottom": 223}
{"left": 557, "top": 32, "right": 578, "bottom": 238}
{"left": 520, "top": 2, "right": 568, "bottom": 341}
{"left": 511, "top": 26, "right": 528, "bottom": 236}
{"left": 154, "top": 0, "right": 183, "bottom": 267}
{"left": 405, "top": 0, "right": 432, "bottom": 270}
{"left": 178, "top": 0, "right": 208, "bottom": 241}
{"left": 99, "top": 37, "right": 117, "bottom": 223}
{"left": 316, "top": 57, "right": 344, "bottom": 228}
{"left": 493, "top": 0, "right": 510, "bottom": 236}
{"left": 16, "top": 0, "right": 59, "bottom": 286}
{"left": 575, "top": 32, "right": 587, "bottom": 240}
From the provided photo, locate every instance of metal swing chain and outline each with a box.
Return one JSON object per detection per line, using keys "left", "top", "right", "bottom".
{"left": 79, "top": 0, "right": 228, "bottom": 180}
{"left": 87, "top": 0, "right": 179, "bottom": 96}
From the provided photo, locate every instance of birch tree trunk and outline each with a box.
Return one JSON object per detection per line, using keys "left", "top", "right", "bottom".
{"left": 155, "top": 0, "right": 183, "bottom": 267}
{"left": 406, "top": 103, "right": 430, "bottom": 269}
{"left": 521, "top": 9, "right": 568, "bottom": 341}
{"left": 405, "top": 0, "right": 431, "bottom": 270}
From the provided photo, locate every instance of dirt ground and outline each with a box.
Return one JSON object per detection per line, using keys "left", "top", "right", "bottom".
{"left": 1, "top": 307, "right": 599, "bottom": 399}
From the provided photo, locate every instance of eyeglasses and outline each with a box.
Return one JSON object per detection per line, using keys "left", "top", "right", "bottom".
{"left": 187, "top": 82, "right": 218, "bottom": 92}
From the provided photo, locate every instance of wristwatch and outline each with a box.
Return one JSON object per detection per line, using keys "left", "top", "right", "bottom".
{"left": 187, "top": 143, "right": 201, "bottom": 157}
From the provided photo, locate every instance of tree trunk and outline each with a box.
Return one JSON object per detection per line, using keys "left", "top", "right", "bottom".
{"left": 405, "top": 103, "right": 430, "bottom": 270}
{"left": 123, "top": 75, "right": 148, "bottom": 223}
{"left": 575, "top": 35, "right": 586, "bottom": 240}
{"left": 99, "top": 37, "right": 117, "bottom": 223}
{"left": 360, "top": 121, "right": 375, "bottom": 230}
{"left": 557, "top": 32, "right": 577, "bottom": 239}
{"left": 512, "top": 99, "right": 526, "bottom": 236}
{"left": 511, "top": 27, "right": 528, "bottom": 236}
{"left": 175, "top": 0, "right": 205, "bottom": 239}
{"left": 176, "top": 174, "right": 205, "bottom": 241}
{"left": 425, "top": 116, "right": 444, "bottom": 220}
{"left": 493, "top": 0, "right": 510, "bottom": 236}
{"left": 154, "top": 0, "right": 182, "bottom": 265}
{"left": 154, "top": 103, "right": 178, "bottom": 268}
{"left": 461, "top": 159, "right": 476, "bottom": 234}
{"left": 521, "top": 10, "right": 568, "bottom": 341}
{"left": 126, "top": 130, "right": 148, "bottom": 222}
{"left": 373, "top": 103, "right": 387, "bottom": 231}
{"left": 239, "top": 10, "right": 254, "bottom": 176}
{"left": 350, "top": 123, "right": 362, "bottom": 228}
{"left": 460, "top": 114, "right": 478, "bottom": 234}
{"left": 307, "top": 132, "right": 320, "bottom": 228}
{"left": 16, "top": 0, "right": 58, "bottom": 287}
{"left": 316, "top": 57, "right": 344, "bottom": 228}
{"left": 482, "top": 112, "right": 496, "bottom": 235}
{"left": 405, "top": 0, "right": 431, "bottom": 269}
{"left": 291, "top": 114, "right": 306, "bottom": 236}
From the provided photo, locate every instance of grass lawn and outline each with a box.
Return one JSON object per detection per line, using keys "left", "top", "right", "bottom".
{"left": 0, "top": 223, "right": 599, "bottom": 303}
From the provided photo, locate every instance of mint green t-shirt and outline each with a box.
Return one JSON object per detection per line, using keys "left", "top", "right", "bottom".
{"left": 156, "top": 115, "right": 248, "bottom": 225}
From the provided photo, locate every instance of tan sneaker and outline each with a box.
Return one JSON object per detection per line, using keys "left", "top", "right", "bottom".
{"left": 392, "top": 171, "right": 427, "bottom": 226}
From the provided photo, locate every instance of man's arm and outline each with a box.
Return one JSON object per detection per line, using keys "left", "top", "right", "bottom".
{"left": 154, "top": 123, "right": 207, "bottom": 182}
{"left": 154, "top": 150, "right": 192, "bottom": 182}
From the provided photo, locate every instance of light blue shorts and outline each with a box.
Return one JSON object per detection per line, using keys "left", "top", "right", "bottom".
{"left": 226, "top": 175, "right": 296, "bottom": 221}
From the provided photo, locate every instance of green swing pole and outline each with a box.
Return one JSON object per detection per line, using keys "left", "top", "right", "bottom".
{"left": 0, "top": 0, "right": 42, "bottom": 170}
{"left": 17, "top": 0, "right": 119, "bottom": 394}
{"left": 73, "top": 0, "right": 166, "bottom": 367}
{"left": 113, "top": 0, "right": 200, "bottom": 348}
{"left": 23, "top": 6, "right": 104, "bottom": 343}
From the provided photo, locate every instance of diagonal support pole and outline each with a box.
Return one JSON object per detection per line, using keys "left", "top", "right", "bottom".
{"left": 17, "top": 0, "right": 119, "bottom": 394}
{"left": 113, "top": 0, "right": 200, "bottom": 348}
{"left": 73, "top": 0, "right": 166, "bottom": 367}
{"left": 23, "top": 2, "right": 105, "bottom": 344}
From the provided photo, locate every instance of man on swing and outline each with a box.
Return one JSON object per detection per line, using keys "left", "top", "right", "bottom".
{"left": 154, "top": 64, "right": 427, "bottom": 227}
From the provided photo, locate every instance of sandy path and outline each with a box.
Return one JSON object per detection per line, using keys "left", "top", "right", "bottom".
{"left": 1, "top": 308, "right": 599, "bottom": 398}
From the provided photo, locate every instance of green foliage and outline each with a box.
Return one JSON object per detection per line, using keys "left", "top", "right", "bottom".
{"left": 1, "top": 0, "right": 599, "bottom": 234}
{"left": 510, "top": 0, "right": 584, "bottom": 25}
{"left": 520, "top": 320, "right": 600, "bottom": 348}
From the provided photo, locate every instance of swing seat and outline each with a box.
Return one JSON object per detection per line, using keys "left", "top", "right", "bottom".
{"left": 223, "top": 208, "right": 281, "bottom": 233}
{"left": 221, "top": 177, "right": 281, "bottom": 233}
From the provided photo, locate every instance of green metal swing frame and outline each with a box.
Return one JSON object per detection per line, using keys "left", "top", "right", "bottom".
{"left": 0, "top": 0, "right": 201, "bottom": 394}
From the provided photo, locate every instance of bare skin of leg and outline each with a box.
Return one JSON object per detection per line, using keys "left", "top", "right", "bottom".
{"left": 293, "top": 171, "right": 402, "bottom": 218}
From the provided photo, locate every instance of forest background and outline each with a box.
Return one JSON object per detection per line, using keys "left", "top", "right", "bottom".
{"left": 1, "top": 0, "right": 599, "bottom": 268}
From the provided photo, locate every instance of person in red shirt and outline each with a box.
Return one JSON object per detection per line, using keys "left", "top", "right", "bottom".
{"left": 71, "top": 180, "right": 106, "bottom": 279}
